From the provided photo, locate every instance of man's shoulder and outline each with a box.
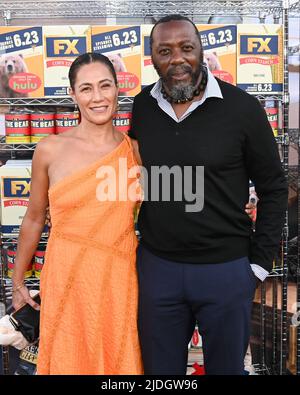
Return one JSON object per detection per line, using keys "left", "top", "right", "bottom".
{"left": 215, "top": 78, "right": 259, "bottom": 107}
{"left": 134, "top": 83, "right": 156, "bottom": 102}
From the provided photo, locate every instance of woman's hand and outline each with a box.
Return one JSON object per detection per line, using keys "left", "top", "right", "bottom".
{"left": 245, "top": 202, "right": 257, "bottom": 221}
{"left": 12, "top": 285, "right": 40, "bottom": 311}
{"left": 45, "top": 207, "right": 52, "bottom": 231}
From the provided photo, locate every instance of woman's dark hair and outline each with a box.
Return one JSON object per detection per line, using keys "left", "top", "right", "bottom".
{"left": 68, "top": 52, "right": 118, "bottom": 90}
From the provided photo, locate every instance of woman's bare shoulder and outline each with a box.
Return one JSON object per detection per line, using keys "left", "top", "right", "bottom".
{"left": 35, "top": 129, "right": 77, "bottom": 153}
{"left": 33, "top": 134, "right": 70, "bottom": 167}
{"left": 34, "top": 134, "right": 60, "bottom": 156}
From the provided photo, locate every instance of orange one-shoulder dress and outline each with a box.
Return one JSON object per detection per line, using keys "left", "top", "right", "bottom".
{"left": 37, "top": 135, "right": 143, "bottom": 375}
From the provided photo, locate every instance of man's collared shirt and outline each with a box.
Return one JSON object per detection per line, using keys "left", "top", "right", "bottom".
{"left": 150, "top": 67, "right": 223, "bottom": 122}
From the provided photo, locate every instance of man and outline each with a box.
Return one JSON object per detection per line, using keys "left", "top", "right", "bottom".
{"left": 129, "top": 15, "right": 287, "bottom": 375}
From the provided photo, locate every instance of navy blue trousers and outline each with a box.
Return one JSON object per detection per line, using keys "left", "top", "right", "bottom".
{"left": 137, "top": 244, "right": 256, "bottom": 375}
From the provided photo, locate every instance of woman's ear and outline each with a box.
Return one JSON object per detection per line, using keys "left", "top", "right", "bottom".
{"left": 68, "top": 86, "right": 76, "bottom": 102}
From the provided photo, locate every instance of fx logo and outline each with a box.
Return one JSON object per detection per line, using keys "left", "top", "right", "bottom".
{"left": 46, "top": 37, "right": 87, "bottom": 57}
{"left": 54, "top": 39, "right": 79, "bottom": 55}
{"left": 3, "top": 178, "right": 31, "bottom": 198}
{"left": 247, "top": 38, "right": 271, "bottom": 53}
{"left": 240, "top": 35, "right": 278, "bottom": 55}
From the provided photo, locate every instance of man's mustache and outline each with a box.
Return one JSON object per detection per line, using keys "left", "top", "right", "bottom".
{"left": 167, "top": 65, "right": 192, "bottom": 77}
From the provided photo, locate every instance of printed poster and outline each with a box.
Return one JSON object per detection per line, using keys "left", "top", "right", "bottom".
{"left": 43, "top": 25, "right": 91, "bottom": 96}
{"left": 237, "top": 24, "right": 283, "bottom": 94}
{"left": 197, "top": 24, "right": 237, "bottom": 85}
{"left": 92, "top": 25, "right": 141, "bottom": 96}
{"left": 0, "top": 164, "right": 31, "bottom": 235}
{"left": 0, "top": 26, "right": 44, "bottom": 98}
{"left": 141, "top": 24, "right": 159, "bottom": 88}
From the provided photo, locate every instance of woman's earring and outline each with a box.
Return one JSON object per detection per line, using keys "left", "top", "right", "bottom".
{"left": 74, "top": 103, "right": 79, "bottom": 113}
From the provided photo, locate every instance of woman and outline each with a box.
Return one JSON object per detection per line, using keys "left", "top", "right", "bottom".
{"left": 12, "top": 53, "right": 143, "bottom": 375}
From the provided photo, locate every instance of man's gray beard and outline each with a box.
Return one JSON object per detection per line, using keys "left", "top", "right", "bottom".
{"left": 169, "top": 83, "right": 195, "bottom": 101}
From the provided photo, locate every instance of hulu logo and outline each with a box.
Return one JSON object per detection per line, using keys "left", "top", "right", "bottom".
{"left": 13, "top": 81, "right": 38, "bottom": 91}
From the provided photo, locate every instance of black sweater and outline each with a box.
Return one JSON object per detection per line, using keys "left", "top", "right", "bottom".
{"left": 129, "top": 79, "right": 288, "bottom": 272}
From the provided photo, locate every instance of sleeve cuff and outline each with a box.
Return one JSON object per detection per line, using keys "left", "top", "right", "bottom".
{"left": 250, "top": 263, "right": 269, "bottom": 282}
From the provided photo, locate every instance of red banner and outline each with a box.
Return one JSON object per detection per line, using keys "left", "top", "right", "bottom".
{"left": 212, "top": 70, "right": 234, "bottom": 84}
{"left": 4, "top": 200, "right": 29, "bottom": 207}
{"left": 46, "top": 60, "right": 73, "bottom": 68}
{"left": 239, "top": 57, "right": 279, "bottom": 66}
{"left": 144, "top": 59, "right": 153, "bottom": 67}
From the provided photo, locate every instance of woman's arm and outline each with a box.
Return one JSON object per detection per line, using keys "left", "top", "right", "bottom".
{"left": 12, "top": 139, "right": 51, "bottom": 310}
